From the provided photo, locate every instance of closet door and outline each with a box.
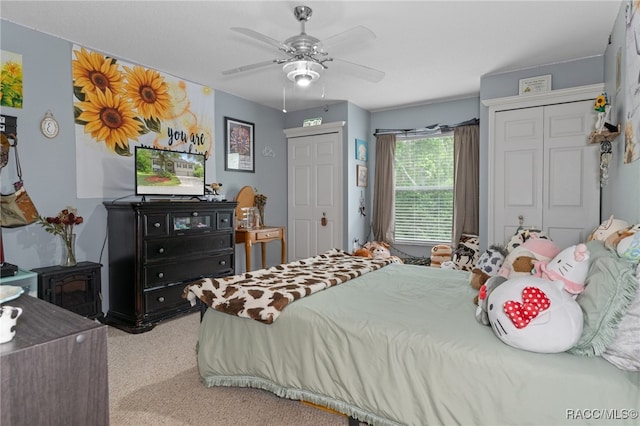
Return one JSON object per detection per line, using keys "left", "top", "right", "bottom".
{"left": 493, "top": 100, "right": 600, "bottom": 248}
{"left": 543, "top": 100, "right": 600, "bottom": 248}
{"left": 286, "top": 125, "right": 343, "bottom": 260}
{"left": 493, "top": 107, "right": 544, "bottom": 244}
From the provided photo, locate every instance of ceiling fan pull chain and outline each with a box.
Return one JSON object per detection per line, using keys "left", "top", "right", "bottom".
{"left": 282, "top": 86, "right": 287, "bottom": 113}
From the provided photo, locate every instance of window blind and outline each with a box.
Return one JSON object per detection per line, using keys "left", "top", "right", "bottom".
{"left": 394, "top": 133, "right": 454, "bottom": 243}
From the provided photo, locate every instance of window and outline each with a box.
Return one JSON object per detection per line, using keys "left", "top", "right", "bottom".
{"left": 394, "top": 133, "right": 454, "bottom": 243}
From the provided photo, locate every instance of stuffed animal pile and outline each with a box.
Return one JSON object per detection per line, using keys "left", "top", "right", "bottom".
{"left": 471, "top": 229, "right": 593, "bottom": 353}
{"left": 352, "top": 241, "right": 403, "bottom": 263}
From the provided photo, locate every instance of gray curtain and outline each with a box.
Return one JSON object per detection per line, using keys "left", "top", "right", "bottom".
{"left": 372, "top": 134, "right": 396, "bottom": 242}
{"left": 452, "top": 124, "right": 479, "bottom": 247}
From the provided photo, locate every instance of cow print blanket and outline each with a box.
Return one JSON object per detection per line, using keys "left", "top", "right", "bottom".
{"left": 183, "top": 248, "right": 393, "bottom": 324}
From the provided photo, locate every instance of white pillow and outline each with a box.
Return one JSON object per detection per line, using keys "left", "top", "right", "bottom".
{"left": 602, "top": 264, "right": 640, "bottom": 371}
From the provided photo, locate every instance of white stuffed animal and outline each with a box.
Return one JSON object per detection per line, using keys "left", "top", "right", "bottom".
{"left": 587, "top": 215, "right": 629, "bottom": 242}
{"left": 532, "top": 243, "right": 590, "bottom": 296}
{"left": 487, "top": 276, "right": 583, "bottom": 353}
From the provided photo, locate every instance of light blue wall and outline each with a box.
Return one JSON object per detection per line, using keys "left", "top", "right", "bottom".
{"left": 213, "top": 90, "right": 288, "bottom": 273}
{"left": 601, "top": 3, "right": 640, "bottom": 224}
{"left": 347, "top": 102, "right": 372, "bottom": 248}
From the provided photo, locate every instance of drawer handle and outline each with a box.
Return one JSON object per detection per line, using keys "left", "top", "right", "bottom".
{"left": 221, "top": 218, "right": 229, "bottom": 223}
{"left": 158, "top": 296, "right": 165, "bottom": 302}
{"left": 158, "top": 247, "right": 165, "bottom": 254}
{"left": 192, "top": 212, "right": 199, "bottom": 217}
{"left": 265, "top": 233, "right": 271, "bottom": 237}
{"left": 76, "top": 334, "right": 86, "bottom": 344}
{"left": 220, "top": 260, "right": 226, "bottom": 265}
{"left": 154, "top": 222, "right": 161, "bottom": 228}
{"left": 158, "top": 272, "right": 164, "bottom": 278}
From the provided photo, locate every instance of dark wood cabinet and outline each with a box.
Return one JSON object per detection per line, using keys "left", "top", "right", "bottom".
{"left": 0, "top": 295, "right": 108, "bottom": 426}
{"left": 103, "top": 201, "right": 236, "bottom": 333}
{"left": 32, "top": 261, "right": 103, "bottom": 320}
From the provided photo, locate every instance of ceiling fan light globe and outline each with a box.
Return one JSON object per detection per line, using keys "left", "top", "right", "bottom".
{"left": 283, "top": 60, "right": 321, "bottom": 87}
{"left": 295, "top": 74, "right": 312, "bottom": 87}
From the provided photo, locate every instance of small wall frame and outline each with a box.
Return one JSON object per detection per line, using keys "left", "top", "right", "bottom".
{"left": 357, "top": 164, "right": 368, "bottom": 187}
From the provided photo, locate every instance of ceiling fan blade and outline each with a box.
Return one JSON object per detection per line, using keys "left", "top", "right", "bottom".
{"left": 320, "top": 26, "right": 376, "bottom": 52}
{"left": 222, "top": 60, "right": 277, "bottom": 76}
{"left": 230, "top": 27, "right": 292, "bottom": 53}
{"left": 331, "top": 58, "right": 385, "bottom": 83}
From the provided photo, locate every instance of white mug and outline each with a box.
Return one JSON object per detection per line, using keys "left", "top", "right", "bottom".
{"left": 0, "top": 305, "right": 23, "bottom": 344}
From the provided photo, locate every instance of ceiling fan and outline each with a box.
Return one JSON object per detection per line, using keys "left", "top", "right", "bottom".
{"left": 222, "top": 5, "right": 385, "bottom": 87}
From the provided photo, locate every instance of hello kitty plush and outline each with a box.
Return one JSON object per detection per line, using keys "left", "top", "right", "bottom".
{"left": 532, "top": 244, "right": 590, "bottom": 296}
{"left": 487, "top": 276, "right": 584, "bottom": 353}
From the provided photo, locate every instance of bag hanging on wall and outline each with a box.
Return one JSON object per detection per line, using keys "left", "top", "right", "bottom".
{"left": 0, "top": 133, "right": 10, "bottom": 169}
{"left": 0, "top": 134, "right": 39, "bottom": 228}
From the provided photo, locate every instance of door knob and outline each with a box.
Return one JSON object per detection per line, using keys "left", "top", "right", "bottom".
{"left": 321, "top": 212, "right": 327, "bottom": 226}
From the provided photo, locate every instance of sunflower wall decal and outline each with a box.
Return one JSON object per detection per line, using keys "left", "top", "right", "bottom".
{"left": 71, "top": 45, "right": 215, "bottom": 198}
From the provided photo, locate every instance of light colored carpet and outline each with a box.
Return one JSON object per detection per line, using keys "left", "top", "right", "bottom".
{"left": 107, "top": 312, "right": 350, "bottom": 425}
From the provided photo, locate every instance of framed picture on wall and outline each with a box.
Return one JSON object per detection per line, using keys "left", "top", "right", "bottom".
{"left": 355, "top": 138, "right": 368, "bottom": 162}
{"left": 357, "top": 164, "right": 368, "bottom": 187}
{"left": 224, "top": 117, "right": 255, "bottom": 172}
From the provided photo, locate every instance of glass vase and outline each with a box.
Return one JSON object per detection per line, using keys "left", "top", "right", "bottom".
{"left": 61, "top": 234, "right": 77, "bottom": 267}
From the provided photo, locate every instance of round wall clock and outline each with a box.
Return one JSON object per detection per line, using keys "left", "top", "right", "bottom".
{"left": 41, "top": 111, "right": 59, "bottom": 139}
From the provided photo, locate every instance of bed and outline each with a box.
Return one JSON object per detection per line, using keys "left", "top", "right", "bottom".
{"left": 185, "top": 247, "right": 640, "bottom": 426}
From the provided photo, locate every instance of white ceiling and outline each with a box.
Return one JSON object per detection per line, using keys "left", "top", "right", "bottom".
{"left": 1, "top": 1, "right": 621, "bottom": 112}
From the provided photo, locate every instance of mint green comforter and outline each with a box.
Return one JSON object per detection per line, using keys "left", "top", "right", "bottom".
{"left": 197, "top": 264, "right": 640, "bottom": 425}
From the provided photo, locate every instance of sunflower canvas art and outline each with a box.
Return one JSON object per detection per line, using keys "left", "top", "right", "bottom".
{"left": 72, "top": 45, "right": 215, "bottom": 198}
{"left": 1, "top": 50, "right": 23, "bottom": 109}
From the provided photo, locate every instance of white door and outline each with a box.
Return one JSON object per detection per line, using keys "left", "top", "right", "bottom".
{"left": 493, "top": 100, "right": 600, "bottom": 248}
{"left": 543, "top": 100, "right": 600, "bottom": 248}
{"left": 286, "top": 123, "right": 344, "bottom": 261}
{"left": 494, "top": 106, "right": 545, "bottom": 243}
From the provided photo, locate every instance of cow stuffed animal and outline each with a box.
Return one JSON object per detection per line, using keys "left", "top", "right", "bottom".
{"left": 470, "top": 245, "right": 507, "bottom": 304}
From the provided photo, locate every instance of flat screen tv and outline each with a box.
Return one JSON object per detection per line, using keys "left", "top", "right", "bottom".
{"left": 135, "top": 146, "right": 206, "bottom": 198}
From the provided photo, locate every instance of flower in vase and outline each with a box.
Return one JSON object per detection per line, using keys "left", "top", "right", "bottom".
{"left": 37, "top": 207, "right": 84, "bottom": 266}
{"left": 38, "top": 207, "right": 84, "bottom": 237}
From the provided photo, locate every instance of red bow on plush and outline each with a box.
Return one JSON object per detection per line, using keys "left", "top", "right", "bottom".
{"left": 503, "top": 287, "right": 551, "bottom": 329}
{"left": 478, "top": 284, "right": 487, "bottom": 301}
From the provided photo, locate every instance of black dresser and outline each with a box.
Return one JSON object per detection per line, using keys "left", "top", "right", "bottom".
{"left": 103, "top": 201, "right": 236, "bottom": 333}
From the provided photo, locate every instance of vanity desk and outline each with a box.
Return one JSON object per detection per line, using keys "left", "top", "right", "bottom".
{"left": 235, "top": 226, "right": 287, "bottom": 271}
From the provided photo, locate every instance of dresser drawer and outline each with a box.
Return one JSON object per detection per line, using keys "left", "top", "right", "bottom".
{"left": 144, "top": 283, "right": 190, "bottom": 313}
{"left": 144, "top": 213, "right": 169, "bottom": 237}
{"left": 216, "top": 210, "right": 233, "bottom": 230}
{"left": 144, "top": 253, "right": 233, "bottom": 288}
{"left": 145, "top": 234, "right": 232, "bottom": 261}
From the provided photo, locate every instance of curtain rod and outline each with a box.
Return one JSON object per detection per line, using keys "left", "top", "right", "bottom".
{"left": 373, "top": 118, "right": 479, "bottom": 136}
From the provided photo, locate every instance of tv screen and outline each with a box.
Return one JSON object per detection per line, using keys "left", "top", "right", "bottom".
{"left": 135, "top": 146, "right": 206, "bottom": 197}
